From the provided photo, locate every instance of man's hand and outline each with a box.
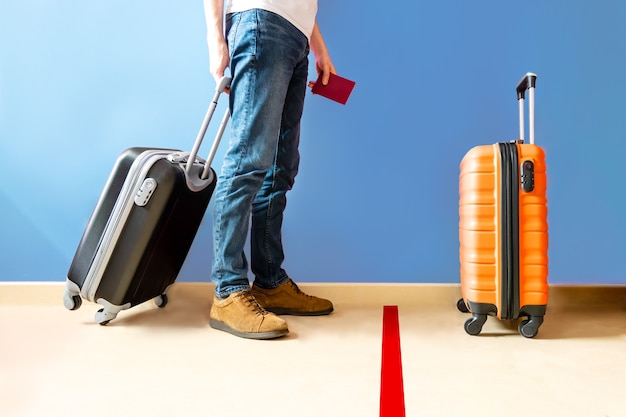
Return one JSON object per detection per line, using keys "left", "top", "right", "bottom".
{"left": 310, "top": 21, "right": 336, "bottom": 85}
{"left": 209, "top": 38, "right": 230, "bottom": 86}
{"left": 204, "top": 0, "right": 230, "bottom": 91}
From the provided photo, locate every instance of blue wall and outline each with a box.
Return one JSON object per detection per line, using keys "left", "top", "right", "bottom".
{"left": 1, "top": 1, "right": 625, "bottom": 284}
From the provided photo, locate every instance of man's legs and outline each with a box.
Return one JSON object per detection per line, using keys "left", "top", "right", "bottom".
{"left": 248, "top": 52, "right": 334, "bottom": 316}
{"left": 211, "top": 9, "right": 308, "bottom": 298}
{"left": 209, "top": 10, "right": 333, "bottom": 338}
{"left": 249, "top": 57, "right": 307, "bottom": 289}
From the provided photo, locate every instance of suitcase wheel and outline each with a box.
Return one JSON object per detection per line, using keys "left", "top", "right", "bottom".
{"left": 63, "top": 291, "right": 82, "bottom": 311}
{"left": 154, "top": 294, "right": 168, "bottom": 308}
{"left": 518, "top": 316, "right": 543, "bottom": 339}
{"left": 464, "top": 314, "right": 487, "bottom": 336}
{"left": 456, "top": 298, "right": 470, "bottom": 313}
{"left": 95, "top": 308, "right": 117, "bottom": 326}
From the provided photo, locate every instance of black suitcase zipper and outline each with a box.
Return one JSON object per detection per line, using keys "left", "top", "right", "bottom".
{"left": 498, "top": 143, "right": 521, "bottom": 320}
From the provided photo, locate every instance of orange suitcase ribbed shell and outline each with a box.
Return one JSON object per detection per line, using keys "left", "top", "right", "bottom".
{"left": 459, "top": 142, "right": 548, "bottom": 337}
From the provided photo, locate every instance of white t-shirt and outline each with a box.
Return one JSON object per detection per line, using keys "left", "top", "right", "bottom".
{"left": 225, "top": 0, "right": 317, "bottom": 39}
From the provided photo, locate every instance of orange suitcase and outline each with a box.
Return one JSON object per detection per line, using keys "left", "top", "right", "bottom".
{"left": 457, "top": 73, "right": 548, "bottom": 338}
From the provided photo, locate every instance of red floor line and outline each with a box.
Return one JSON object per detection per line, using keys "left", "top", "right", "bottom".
{"left": 380, "top": 305, "right": 406, "bottom": 417}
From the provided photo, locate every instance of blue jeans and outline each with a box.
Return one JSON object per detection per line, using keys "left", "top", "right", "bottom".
{"left": 211, "top": 9, "right": 310, "bottom": 299}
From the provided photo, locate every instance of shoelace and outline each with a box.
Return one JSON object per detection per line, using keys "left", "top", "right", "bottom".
{"left": 238, "top": 291, "right": 269, "bottom": 316}
{"left": 287, "top": 279, "right": 314, "bottom": 299}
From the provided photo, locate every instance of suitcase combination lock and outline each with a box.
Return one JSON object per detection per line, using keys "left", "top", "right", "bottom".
{"left": 135, "top": 178, "right": 157, "bottom": 206}
{"left": 520, "top": 160, "right": 535, "bottom": 192}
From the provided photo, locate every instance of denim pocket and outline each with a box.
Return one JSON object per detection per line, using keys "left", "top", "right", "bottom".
{"left": 227, "top": 11, "right": 258, "bottom": 59}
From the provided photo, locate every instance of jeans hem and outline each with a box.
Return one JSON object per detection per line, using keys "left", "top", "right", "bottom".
{"left": 216, "top": 284, "right": 252, "bottom": 300}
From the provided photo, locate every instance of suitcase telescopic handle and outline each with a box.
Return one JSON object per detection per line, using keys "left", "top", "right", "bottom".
{"left": 516, "top": 72, "right": 537, "bottom": 145}
{"left": 186, "top": 76, "right": 232, "bottom": 180}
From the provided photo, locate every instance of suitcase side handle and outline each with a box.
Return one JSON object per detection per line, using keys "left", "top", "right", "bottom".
{"left": 516, "top": 72, "right": 537, "bottom": 145}
{"left": 186, "top": 76, "right": 232, "bottom": 180}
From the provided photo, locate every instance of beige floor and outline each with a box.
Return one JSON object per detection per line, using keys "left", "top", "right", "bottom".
{"left": 1, "top": 282, "right": 625, "bottom": 417}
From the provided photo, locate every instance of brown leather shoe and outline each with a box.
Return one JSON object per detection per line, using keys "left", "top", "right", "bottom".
{"left": 250, "top": 279, "right": 334, "bottom": 316}
{"left": 209, "top": 290, "right": 288, "bottom": 339}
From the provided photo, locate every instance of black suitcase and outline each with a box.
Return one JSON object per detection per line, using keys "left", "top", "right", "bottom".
{"left": 63, "top": 77, "right": 231, "bottom": 325}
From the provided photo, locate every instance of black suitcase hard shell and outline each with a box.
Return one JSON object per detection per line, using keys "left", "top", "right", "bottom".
{"left": 63, "top": 77, "right": 231, "bottom": 324}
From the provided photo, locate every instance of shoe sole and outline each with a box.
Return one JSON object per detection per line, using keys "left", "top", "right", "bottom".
{"left": 265, "top": 306, "right": 334, "bottom": 316}
{"left": 209, "top": 319, "right": 289, "bottom": 340}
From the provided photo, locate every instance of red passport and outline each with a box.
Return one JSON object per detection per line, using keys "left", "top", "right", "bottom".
{"left": 310, "top": 73, "right": 356, "bottom": 105}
